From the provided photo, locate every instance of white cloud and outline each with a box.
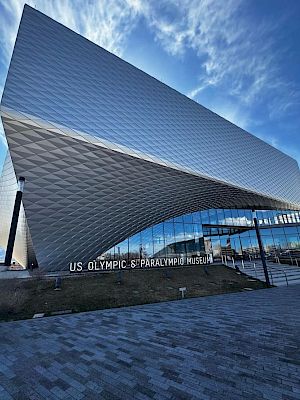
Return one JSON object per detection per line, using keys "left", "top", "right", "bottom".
{"left": 1, "top": 0, "right": 298, "bottom": 120}
{"left": 135, "top": 0, "right": 300, "bottom": 122}
{"left": 0, "top": 0, "right": 25, "bottom": 62}
{"left": 0, "top": 0, "right": 143, "bottom": 68}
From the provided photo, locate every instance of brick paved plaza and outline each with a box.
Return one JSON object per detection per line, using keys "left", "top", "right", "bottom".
{"left": 0, "top": 285, "right": 299, "bottom": 399}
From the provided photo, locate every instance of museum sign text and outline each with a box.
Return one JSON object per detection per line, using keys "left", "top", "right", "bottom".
{"left": 69, "top": 255, "right": 213, "bottom": 273}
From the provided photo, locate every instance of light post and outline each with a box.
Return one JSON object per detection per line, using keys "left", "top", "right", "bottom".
{"left": 4, "top": 177, "right": 25, "bottom": 267}
{"left": 252, "top": 209, "right": 271, "bottom": 287}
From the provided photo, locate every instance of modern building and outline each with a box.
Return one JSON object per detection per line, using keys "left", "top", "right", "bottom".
{"left": 0, "top": 5, "right": 300, "bottom": 272}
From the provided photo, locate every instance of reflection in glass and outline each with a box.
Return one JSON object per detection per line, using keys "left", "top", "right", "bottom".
{"left": 101, "top": 208, "right": 300, "bottom": 264}
{"left": 115, "top": 239, "right": 129, "bottom": 260}
{"left": 141, "top": 227, "right": 154, "bottom": 258}
{"left": 153, "top": 223, "right": 165, "bottom": 257}
{"left": 129, "top": 232, "right": 141, "bottom": 260}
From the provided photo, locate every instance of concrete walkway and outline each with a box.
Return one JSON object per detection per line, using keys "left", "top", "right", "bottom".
{"left": 0, "top": 286, "right": 299, "bottom": 399}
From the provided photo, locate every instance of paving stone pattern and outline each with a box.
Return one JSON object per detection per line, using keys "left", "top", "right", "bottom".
{"left": 0, "top": 286, "right": 300, "bottom": 399}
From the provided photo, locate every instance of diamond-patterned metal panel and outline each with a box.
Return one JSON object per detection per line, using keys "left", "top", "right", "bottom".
{"left": 0, "top": 5, "right": 300, "bottom": 271}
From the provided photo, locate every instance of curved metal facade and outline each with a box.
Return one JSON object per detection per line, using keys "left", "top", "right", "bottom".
{"left": 1, "top": 5, "right": 300, "bottom": 271}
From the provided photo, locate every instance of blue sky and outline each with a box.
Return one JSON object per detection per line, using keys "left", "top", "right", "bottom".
{"left": 0, "top": 0, "right": 300, "bottom": 172}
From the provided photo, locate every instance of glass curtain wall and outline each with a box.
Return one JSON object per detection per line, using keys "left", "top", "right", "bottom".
{"left": 102, "top": 209, "right": 300, "bottom": 263}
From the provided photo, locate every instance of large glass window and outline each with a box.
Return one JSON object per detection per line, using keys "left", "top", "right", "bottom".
{"left": 174, "top": 214, "right": 183, "bottom": 223}
{"left": 204, "top": 237, "right": 212, "bottom": 254}
{"left": 183, "top": 213, "right": 193, "bottom": 224}
{"left": 230, "top": 236, "right": 242, "bottom": 257}
{"left": 174, "top": 222, "right": 185, "bottom": 242}
{"left": 240, "top": 236, "right": 252, "bottom": 258}
{"left": 272, "top": 235, "right": 288, "bottom": 254}
{"left": 286, "top": 235, "right": 300, "bottom": 250}
{"left": 271, "top": 227, "right": 285, "bottom": 235}
{"left": 261, "top": 236, "right": 275, "bottom": 257}
{"left": 231, "top": 209, "right": 239, "bottom": 225}
{"left": 141, "top": 227, "right": 154, "bottom": 258}
{"left": 209, "top": 209, "right": 218, "bottom": 225}
{"left": 260, "top": 228, "right": 272, "bottom": 236}
{"left": 184, "top": 223, "right": 195, "bottom": 241}
{"left": 191, "top": 211, "right": 201, "bottom": 224}
{"left": 201, "top": 210, "right": 209, "bottom": 225}
{"left": 114, "top": 239, "right": 129, "bottom": 260}
{"left": 224, "top": 209, "right": 233, "bottom": 225}
{"left": 244, "top": 209, "right": 253, "bottom": 226}
{"left": 164, "top": 222, "right": 176, "bottom": 257}
{"left": 164, "top": 222, "right": 175, "bottom": 243}
{"left": 211, "top": 238, "right": 221, "bottom": 258}
{"left": 217, "top": 209, "right": 225, "bottom": 225}
{"left": 284, "top": 226, "right": 298, "bottom": 235}
{"left": 174, "top": 222, "right": 186, "bottom": 255}
{"left": 153, "top": 223, "right": 165, "bottom": 257}
{"left": 129, "top": 232, "right": 142, "bottom": 260}
{"left": 101, "top": 208, "right": 300, "bottom": 264}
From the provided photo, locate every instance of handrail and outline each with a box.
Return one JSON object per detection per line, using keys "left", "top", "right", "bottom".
{"left": 283, "top": 268, "right": 289, "bottom": 286}
{"left": 267, "top": 266, "right": 274, "bottom": 286}
{"left": 268, "top": 264, "right": 289, "bottom": 287}
{"left": 222, "top": 259, "right": 293, "bottom": 287}
{"left": 253, "top": 263, "right": 257, "bottom": 279}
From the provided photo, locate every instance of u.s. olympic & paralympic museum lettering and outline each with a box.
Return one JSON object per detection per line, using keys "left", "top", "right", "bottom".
{"left": 69, "top": 256, "right": 213, "bottom": 273}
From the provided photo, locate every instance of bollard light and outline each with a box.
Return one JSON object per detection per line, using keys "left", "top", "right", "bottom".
{"left": 179, "top": 287, "right": 187, "bottom": 299}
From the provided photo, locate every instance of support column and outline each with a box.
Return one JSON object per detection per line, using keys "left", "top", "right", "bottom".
{"left": 4, "top": 177, "right": 25, "bottom": 267}
{"left": 252, "top": 209, "right": 271, "bottom": 287}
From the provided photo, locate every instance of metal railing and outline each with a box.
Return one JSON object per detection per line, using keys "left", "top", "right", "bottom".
{"left": 222, "top": 256, "right": 298, "bottom": 287}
